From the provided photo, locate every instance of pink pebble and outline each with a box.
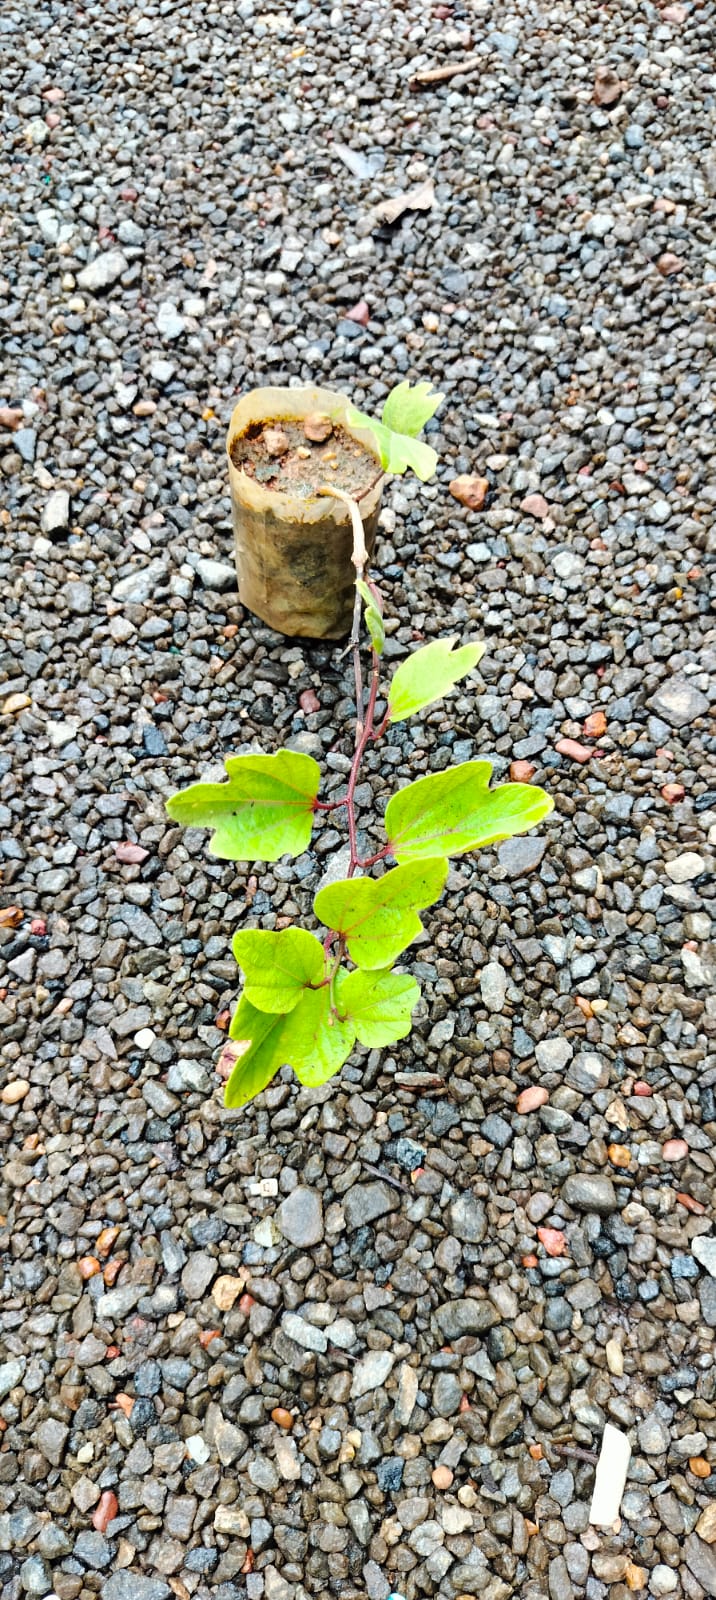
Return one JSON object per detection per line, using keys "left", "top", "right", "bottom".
{"left": 662, "top": 1139, "right": 689, "bottom": 1161}
{"left": 517, "top": 1086, "right": 549, "bottom": 1114}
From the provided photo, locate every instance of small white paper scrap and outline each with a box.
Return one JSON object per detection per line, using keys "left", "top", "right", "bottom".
{"left": 589, "top": 1423, "right": 631, "bottom": 1526}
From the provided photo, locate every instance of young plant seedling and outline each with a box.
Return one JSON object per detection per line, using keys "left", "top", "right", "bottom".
{"left": 166, "top": 383, "right": 554, "bottom": 1107}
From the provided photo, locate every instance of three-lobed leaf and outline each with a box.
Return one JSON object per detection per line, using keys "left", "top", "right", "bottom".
{"left": 356, "top": 579, "right": 385, "bottom": 656}
{"left": 385, "top": 760, "right": 554, "bottom": 864}
{"left": 232, "top": 928, "right": 324, "bottom": 1013}
{"left": 314, "top": 858, "right": 448, "bottom": 969}
{"left": 337, "top": 967, "right": 420, "bottom": 1047}
{"left": 165, "top": 750, "right": 320, "bottom": 862}
{"left": 226, "top": 984, "right": 356, "bottom": 1105}
{"left": 387, "top": 636, "right": 485, "bottom": 723}
{"left": 347, "top": 410, "right": 438, "bottom": 481}
{"left": 381, "top": 379, "right": 445, "bottom": 438}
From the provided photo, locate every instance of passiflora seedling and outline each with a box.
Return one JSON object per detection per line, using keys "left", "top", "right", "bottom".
{"left": 166, "top": 383, "right": 554, "bottom": 1107}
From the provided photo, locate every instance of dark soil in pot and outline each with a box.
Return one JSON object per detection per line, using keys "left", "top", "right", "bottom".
{"left": 229, "top": 414, "right": 381, "bottom": 502}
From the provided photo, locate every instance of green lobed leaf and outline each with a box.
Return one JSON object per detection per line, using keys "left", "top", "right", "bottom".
{"left": 385, "top": 761, "right": 554, "bottom": 864}
{"left": 356, "top": 579, "right": 385, "bottom": 656}
{"left": 165, "top": 750, "right": 320, "bottom": 862}
{"left": 232, "top": 927, "right": 325, "bottom": 1013}
{"left": 281, "top": 985, "right": 356, "bottom": 1088}
{"left": 314, "top": 858, "right": 448, "bottom": 970}
{"left": 381, "top": 379, "right": 445, "bottom": 439}
{"left": 225, "top": 996, "right": 286, "bottom": 1108}
{"left": 347, "top": 408, "right": 438, "bottom": 481}
{"left": 387, "top": 636, "right": 485, "bottom": 724}
{"left": 337, "top": 967, "right": 420, "bottom": 1048}
{"left": 226, "top": 982, "right": 356, "bottom": 1104}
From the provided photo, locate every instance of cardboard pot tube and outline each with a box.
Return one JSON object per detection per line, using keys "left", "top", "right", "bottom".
{"left": 226, "top": 385, "right": 384, "bottom": 639}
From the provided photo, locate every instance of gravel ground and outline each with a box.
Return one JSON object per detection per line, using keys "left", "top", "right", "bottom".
{"left": 1, "top": 1, "right": 716, "bottom": 1598}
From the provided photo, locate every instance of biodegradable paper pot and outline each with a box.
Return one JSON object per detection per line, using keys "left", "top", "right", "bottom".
{"left": 227, "top": 385, "right": 384, "bottom": 639}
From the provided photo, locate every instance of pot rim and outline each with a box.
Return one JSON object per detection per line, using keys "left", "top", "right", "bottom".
{"left": 226, "top": 383, "right": 385, "bottom": 519}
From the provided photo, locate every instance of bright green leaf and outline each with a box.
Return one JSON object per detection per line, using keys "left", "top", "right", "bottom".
{"left": 347, "top": 409, "right": 438, "bottom": 481}
{"left": 165, "top": 750, "right": 320, "bottom": 862}
{"left": 385, "top": 761, "right": 554, "bottom": 864}
{"left": 381, "top": 379, "right": 444, "bottom": 439}
{"left": 337, "top": 967, "right": 420, "bottom": 1047}
{"left": 387, "top": 636, "right": 485, "bottom": 723}
{"left": 314, "top": 859, "right": 448, "bottom": 970}
{"left": 232, "top": 928, "right": 325, "bottom": 1013}
{"left": 226, "top": 982, "right": 356, "bottom": 1104}
{"left": 356, "top": 579, "right": 385, "bottom": 656}
{"left": 225, "top": 996, "right": 285, "bottom": 1108}
{"left": 281, "top": 985, "right": 356, "bottom": 1087}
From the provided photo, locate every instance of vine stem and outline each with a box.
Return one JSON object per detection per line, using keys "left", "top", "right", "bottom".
{"left": 317, "top": 485, "right": 383, "bottom": 902}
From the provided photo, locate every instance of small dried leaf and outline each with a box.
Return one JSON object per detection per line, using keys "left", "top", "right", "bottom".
{"left": 0, "top": 907, "right": 23, "bottom": 928}
{"left": 371, "top": 177, "right": 435, "bottom": 226}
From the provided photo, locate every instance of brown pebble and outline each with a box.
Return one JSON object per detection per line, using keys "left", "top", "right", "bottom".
{"left": 271, "top": 1407, "right": 294, "bottom": 1430}
{"left": 593, "top": 66, "right": 622, "bottom": 106}
{"left": 303, "top": 412, "right": 333, "bottom": 443}
{"left": 690, "top": 1457, "right": 711, "bottom": 1479}
{"left": 92, "top": 1490, "right": 118, "bottom": 1533}
{"left": 656, "top": 252, "right": 685, "bottom": 276}
{"left": 449, "top": 474, "right": 489, "bottom": 511}
{"left": 95, "top": 1226, "right": 120, "bottom": 1258}
{"left": 1, "top": 1080, "right": 29, "bottom": 1104}
{"left": 77, "top": 1256, "right": 101, "bottom": 1281}
{"left": 432, "top": 1464, "right": 454, "bottom": 1489}
{"left": 263, "top": 426, "right": 289, "bottom": 457}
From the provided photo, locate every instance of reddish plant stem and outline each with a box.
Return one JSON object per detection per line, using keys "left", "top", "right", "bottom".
{"left": 346, "top": 650, "right": 380, "bottom": 878}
